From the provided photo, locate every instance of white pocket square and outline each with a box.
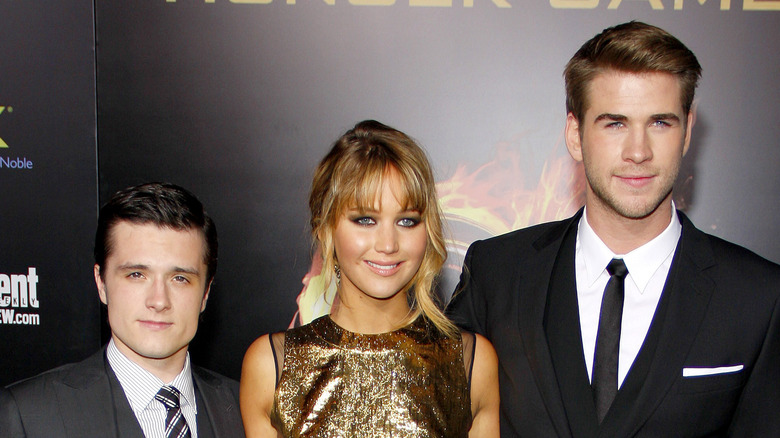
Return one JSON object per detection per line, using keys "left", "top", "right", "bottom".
{"left": 683, "top": 365, "right": 744, "bottom": 377}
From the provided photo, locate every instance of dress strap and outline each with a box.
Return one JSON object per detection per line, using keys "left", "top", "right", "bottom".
{"left": 269, "top": 332, "right": 286, "bottom": 385}
{"left": 460, "top": 330, "right": 476, "bottom": 385}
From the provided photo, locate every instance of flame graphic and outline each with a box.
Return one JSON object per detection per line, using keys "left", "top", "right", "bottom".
{"left": 292, "top": 136, "right": 586, "bottom": 326}
{"left": 438, "top": 140, "right": 585, "bottom": 248}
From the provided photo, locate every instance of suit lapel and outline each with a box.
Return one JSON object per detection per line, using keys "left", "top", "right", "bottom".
{"left": 52, "top": 348, "right": 242, "bottom": 437}
{"left": 193, "top": 367, "right": 243, "bottom": 438}
{"left": 55, "top": 348, "right": 142, "bottom": 438}
{"left": 517, "top": 210, "right": 583, "bottom": 438}
{"left": 106, "top": 360, "right": 146, "bottom": 438}
{"left": 607, "top": 213, "right": 716, "bottom": 437}
{"left": 545, "top": 222, "right": 599, "bottom": 438}
{"left": 195, "top": 384, "right": 216, "bottom": 438}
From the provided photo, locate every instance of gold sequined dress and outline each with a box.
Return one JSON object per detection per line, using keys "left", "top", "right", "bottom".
{"left": 269, "top": 315, "right": 473, "bottom": 437}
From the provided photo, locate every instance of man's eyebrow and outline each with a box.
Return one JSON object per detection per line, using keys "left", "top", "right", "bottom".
{"left": 172, "top": 267, "right": 200, "bottom": 275}
{"left": 650, "top": 113, "right": 681, "bottom": 122}
{"left": 117, "top": 263, "right": 149, "bottom": 271}
{"left": 115, "top": 263, "right": 200, "bottom": 275}
{"left": 593, "top": 113, "right": 682, "bottom": 123}
{"left": 594, "top": 113, "right": 627, "bottom": 123}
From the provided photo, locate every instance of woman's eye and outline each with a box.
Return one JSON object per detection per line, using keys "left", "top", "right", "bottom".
{"left": 398, "top": 218, "right": 420, "bottom": 228}
{"left": 354, "top": 217, "right": 376, "bottom": 226}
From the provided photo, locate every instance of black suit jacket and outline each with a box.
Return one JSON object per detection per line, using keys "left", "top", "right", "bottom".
{"left": 448, "top": 210, "right": 780, "bottom": 437}
{"left": 0, "top": 346, "right": 245, "bottom": 438}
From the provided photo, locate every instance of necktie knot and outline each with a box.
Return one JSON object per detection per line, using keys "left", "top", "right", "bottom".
{"left": 606, "top": 258, "right": 628, "bottom": 278}
{"left": 155, "top": 385, "right": 182, "bottom": 409}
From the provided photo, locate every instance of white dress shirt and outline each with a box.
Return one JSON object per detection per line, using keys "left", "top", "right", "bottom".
{"left": 576, "top": 206, "right": 681, "bottom": 388}
{"left": 106, "top": 339, "right": 199, "bottom": 438}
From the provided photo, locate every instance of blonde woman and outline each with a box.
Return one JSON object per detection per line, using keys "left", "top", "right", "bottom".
{"left": 240, "top": 120, "right": 499, "bottom": 437}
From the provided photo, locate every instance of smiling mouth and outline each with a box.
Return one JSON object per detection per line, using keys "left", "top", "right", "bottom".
{"left": 365, "top": 261, "right": 403, "bottom": 276}
{"left": 366, "top": 261, "right": 400, "bottom": 270}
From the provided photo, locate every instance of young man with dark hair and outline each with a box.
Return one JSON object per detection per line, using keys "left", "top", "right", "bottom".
{"left": 1, "top": 182, "right": 245, "bottom": 438}
{"left": 449, "top": 22, "right": 780, "bottom": 437}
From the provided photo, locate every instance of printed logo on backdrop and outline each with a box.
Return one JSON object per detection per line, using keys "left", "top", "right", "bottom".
{"left": 163, "top": 0, "right": 780, "bottom": 11}
{"left": 0, "top": 268, "right": 41, "bottom": 326}
{"left": 0, "top": 106, "right": 9, "bottom": 149}
{"left": 0, "top": 105, "right": 35, "bottom": 170}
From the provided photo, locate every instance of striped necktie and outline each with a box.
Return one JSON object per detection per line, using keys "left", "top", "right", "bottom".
{"left": 155, "top": 385, "right": 192, "bottom": 438}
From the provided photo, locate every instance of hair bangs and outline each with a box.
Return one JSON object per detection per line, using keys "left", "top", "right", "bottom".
{"left": 309, "top": 120, "right": 457, "bottom": 337}
{"left": 333, "top": 159, "right": 430, "bottom": 220}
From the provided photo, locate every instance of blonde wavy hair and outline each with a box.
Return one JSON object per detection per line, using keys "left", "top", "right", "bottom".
{"left": 309, "top": 120, "right": 456, "bottom": 338}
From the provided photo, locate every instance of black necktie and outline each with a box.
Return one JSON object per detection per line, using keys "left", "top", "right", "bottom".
{"left": 155, "top": 385, "right": 192, "bottom": 438}
{"left": 592, "top": 258, "right": 628, "bottom": 423}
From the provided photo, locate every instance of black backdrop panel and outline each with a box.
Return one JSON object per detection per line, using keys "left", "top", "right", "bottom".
{"left": 0, "top": 1, "right": 98, "bottom": 386}
{"left": 95, "top": 0, "right": 780, "bottom": 380}
{"left": 1, "top": 0, "right": 777, "bottom": 388}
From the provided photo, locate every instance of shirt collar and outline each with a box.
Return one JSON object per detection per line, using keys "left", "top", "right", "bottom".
{"left": 106, "top": 339, "right": 197, "bottom": 413}
{"left": 577, "top": 204, "right": 682, "bottom": 293}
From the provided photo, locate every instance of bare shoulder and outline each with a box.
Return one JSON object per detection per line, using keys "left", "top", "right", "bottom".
{"left": 473, "top": 334, "right": 498, "bottom": 371}
{"left": 468, "top": 333, "right": 499, "bottom": 437}
{"left": 474, "top": 334, "right": 496, "bottom": 355}
{"left": 240, "top": 334, "right": 279, "bottom": 438}
{"left": 242, "top": 334, "right": 275, "bottom": 370}
{"left": 241, "top": 334, "right": 278, "bottom": 395}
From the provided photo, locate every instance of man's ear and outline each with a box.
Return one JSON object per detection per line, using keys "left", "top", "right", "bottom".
{"left": 682, "top": 108, "right": 695, "bottom": 157}
{"left": 94, "top": 264, "right": 108, "bottom": 305}
{"left": 565, "top": 112, "right": 584, "bottom": 162}
{"left": 200, "top": 281, "right": 212, "bottom": 313}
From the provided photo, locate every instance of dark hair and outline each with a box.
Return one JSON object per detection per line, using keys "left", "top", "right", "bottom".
{"left": 94, "top": 182, "right": 218, "bottom": 285}
{"left": 564, "top": 21, "right": 702, "bottom": 121}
